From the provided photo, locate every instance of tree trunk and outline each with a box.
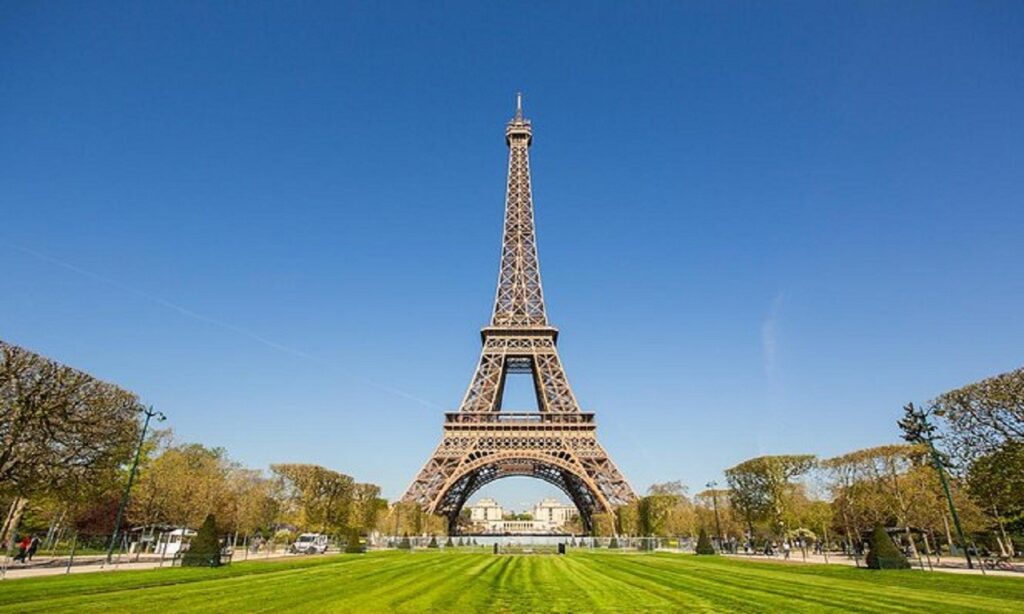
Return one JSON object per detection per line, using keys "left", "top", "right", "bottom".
{"left": 903, "top": 525, "right": 919, "bottom": 559}
{"left": 1, "top": 497, "right": 28, "bottom": 549}
{"left": 993, "top": 506, "right": 1013, "bottom": 557}
{"left": 942, "top": 513, "right": 954, "bottom": 557}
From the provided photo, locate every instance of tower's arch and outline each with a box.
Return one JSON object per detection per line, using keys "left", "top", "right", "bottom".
{"left": 430, "top": 451, "right": 606, "bottom": 533}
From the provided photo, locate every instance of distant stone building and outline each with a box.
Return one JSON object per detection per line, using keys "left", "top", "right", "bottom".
{"left": 468, "top": 498, "right": 504, "bottom": 524}
{"left": 532, "top": 498, "right": 577, "bottom": 529}
{"left": 466, "top": 497, "right": 577, "bottom": 534}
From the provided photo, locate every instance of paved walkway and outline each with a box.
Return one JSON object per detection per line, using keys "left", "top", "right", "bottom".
{"left": 722, "top": 551, "right": 1023, "bottom": 578}
{"left": 0, "top": 550, "right": 300, "bottom": 581}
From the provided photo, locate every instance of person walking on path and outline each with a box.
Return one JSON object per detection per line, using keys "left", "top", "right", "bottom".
{"left": 12, "top": 535, "right": 31, "bottom": 564}
{"left": 27, "top": 535, "right": 41, "bottom": 561}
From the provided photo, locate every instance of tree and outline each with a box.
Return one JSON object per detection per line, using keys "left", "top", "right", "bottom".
{"left": 351, "top": 483, "right": 385, "bottom": 533}
{"left": 967, "top": 441, "right": 1024, "bottom": 554}
{"left": 636, "top": 486, "right": 695, "bottom": 540}
{"left": 225, "top": 468, "right": 280, "bottom": 537}
{"left": 695, "top": 489, "right": 741, "bottom": 542}
{"left": 865, "top": 524, "right": 909, "bottom": 570}
{"left": 695, "top": 527, "right": 715, "bottom": 555}
{"left": 824, "top": 444, "right": 927, "bottom": 557}
{"left": 345, "top": 527, "right": 364, "bottom": 553}
{"left": 271, "top": 464, "right": 355, "bottom": 535}
{"left": 648, "top": 481, "right": 687, "bottom": 497}
{"left": 1, "top": 341, "right": 142, "bottom": 543}
{"left": 382, "top": 501, "right": 445, "bottom": 537}
{"left": 725, "top": 455, "right": 817, "bottom": 539}
{"left": 129, "top": 442, "right": 234, "bottom": 530}
{"left": 590, "top": 511, "right": 617, "bottom": 537}
{"left": 930, "top": 367, "right": 1024, "bottom": 463}
{"left": 182, "top": 514, "right": 222, "bottom": 567}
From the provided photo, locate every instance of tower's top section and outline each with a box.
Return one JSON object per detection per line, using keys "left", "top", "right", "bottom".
{"left": 505, "top": 91, "right": 532, "bottom": 146}
{"left": 490, "top": 93, "right": 549, "bottom": 330}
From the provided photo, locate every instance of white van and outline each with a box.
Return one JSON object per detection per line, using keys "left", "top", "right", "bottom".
{"left": 290, "top": 533, "right": 329, "bottom": 554}
{"left": 154, "top": 528, "right": 197, "bottom": 556}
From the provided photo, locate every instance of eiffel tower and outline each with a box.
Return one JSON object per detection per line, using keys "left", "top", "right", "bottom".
{"left": 401, "top": 95, "right": 636, "bottom": 533}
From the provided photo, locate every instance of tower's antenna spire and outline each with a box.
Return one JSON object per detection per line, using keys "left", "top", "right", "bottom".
{"left": 515, "top": 91, "right": 523, "bottom": 121}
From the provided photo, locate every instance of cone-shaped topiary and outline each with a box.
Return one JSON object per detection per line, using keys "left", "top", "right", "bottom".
{"left": 428, "top": 535, "right": 439, "bottom": 548}
{"left": 398, "top": 532, "right": 412, "bottom": 550}
{"left": 182, "top": 514, "right": 222, "bottom": 567}
{"left": 608, "top": 536, "right": 619, "bottom": 549}
{"left": 865, "top": 524, "right": 910, "bottom": 569}
{"left": 345, "top": 527, "right": 364, "bottom": 553}
{"left": 445, "top": 536, "right": 454, "bottom": 548}
{"left": 695, "top": 527, "right": 716, "bottom": 555}
{"left": 457, "top": 537, "right": 465, "bottom": 547}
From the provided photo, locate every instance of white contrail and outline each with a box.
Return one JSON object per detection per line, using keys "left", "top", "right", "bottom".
{"left": 12, "top": 245, "right": 441, "bottom": 409}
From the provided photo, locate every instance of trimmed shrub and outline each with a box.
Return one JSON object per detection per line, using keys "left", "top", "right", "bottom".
{"left": 182, "top": 514, "right": 222, "bottom": 567}
{"left": 608, "top": 536, "right": 619, "bottom": 549}
{"left": 695, "top": 527, "right": 716, "bottom": 555}
{"left": 428, "top": 535, "right": 439, "bottom": 548}
{"left": 445, "top": 536, "right": 454, "bottom": 548}
{"left": 345, "top": 528, "right": 364, "bottom": 553}
{"left": 398, "top": 532, "right": 412, "bottom": 550}
{"left": 865, "top": 525, "right": 910, "bottom": 570}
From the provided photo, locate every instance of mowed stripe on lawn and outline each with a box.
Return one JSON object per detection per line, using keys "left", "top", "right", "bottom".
{"left": 1, "top": 551, "right": 1022, "bottom": 613}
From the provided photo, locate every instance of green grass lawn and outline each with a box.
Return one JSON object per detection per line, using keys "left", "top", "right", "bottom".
{"left": 2, "top": 551, "right": 1021, "bottom": 613}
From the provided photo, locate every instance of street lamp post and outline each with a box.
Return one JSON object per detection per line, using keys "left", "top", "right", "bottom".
{"left": 903, "top": 403, "right": 973, "bottom": 570}
{"left": 924, "top": 429, "right": 973, "bottom": 570}
{"left": 706, "top": 481, "right": 724, "bottom": 550}
{"left": 106, "top": 406, "right": 165, "bottom": 563}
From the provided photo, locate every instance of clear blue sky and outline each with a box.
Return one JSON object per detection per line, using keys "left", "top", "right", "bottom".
{"left": 3, "top": 2, "right": 1022, "bottom": 507}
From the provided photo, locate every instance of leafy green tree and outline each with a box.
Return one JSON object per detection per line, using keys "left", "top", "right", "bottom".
{"left": 725, "top": 455, "right": 817, "bottom": 538}
{"left": 865, "top": 524, "right": 909, "bottom": 570}
{"left": 638, "top": 485, "right": 693, "bottom": 538}
{"left": 182, "top": 514, "right": 222, "bottom": 567}
{"left": 930, "top": 366, "right": 1024, "bottom": 463}
{"left": 130, "top": 442, "right": 235, "bottom": 530}
{"left": 1, "top": 341, "right": 142, "bottom": 544}
{"left": 967, "top": 441, "right": 1024, "bottom": 551}
{"left": 695, "top": 527, "right": 715, "bottom": 555}
{"left": 351, "top": 483, "right": 386, "bottom": 533}
{"left": 345, "top": 527, "right": 364, "bottom": 553}
{"left": 271, "top": 464, "right": 355, "bottom": 535}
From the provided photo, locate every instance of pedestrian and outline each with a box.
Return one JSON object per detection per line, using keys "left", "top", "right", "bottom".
{"left": 12, "top": 534, "right": 31, "bottom": 564}
{"left": 27, "top": 535, "right": 41, "bottom": 561}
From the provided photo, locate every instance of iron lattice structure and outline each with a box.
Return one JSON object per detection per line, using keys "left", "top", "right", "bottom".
{"left": 402, "top": 97, "right": 636, "bottom": 532}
